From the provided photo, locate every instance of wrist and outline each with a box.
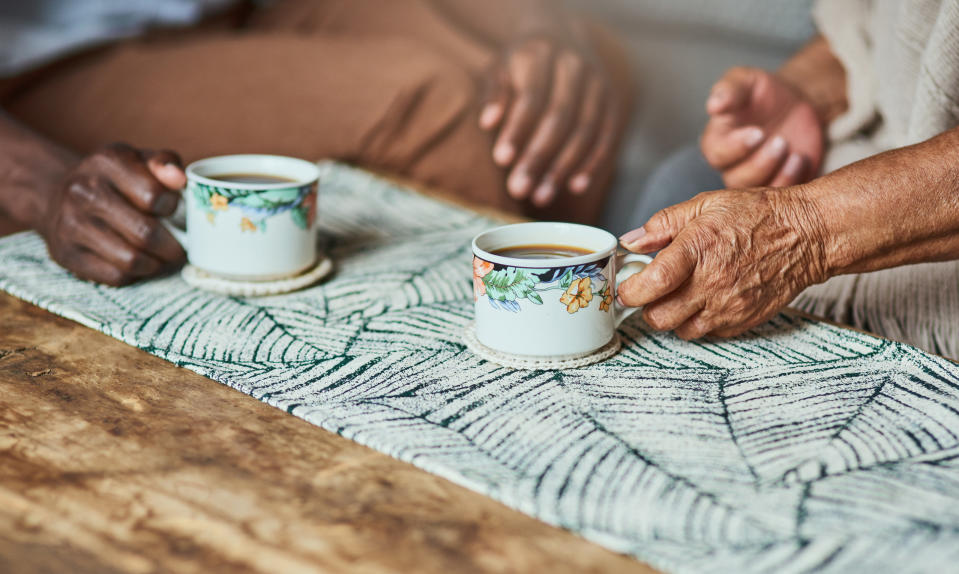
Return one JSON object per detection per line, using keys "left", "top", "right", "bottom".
{"left": 776, "top": 37, "right": 848, "bottom": 127}
{"left": 7, "top": 144, "right": 75, "bottom": 232}
{"left": 772, "top": 183, "right": 836, "bottom": 285}
{"left": 788, "top": 174, "right": 870, "bottom": 279}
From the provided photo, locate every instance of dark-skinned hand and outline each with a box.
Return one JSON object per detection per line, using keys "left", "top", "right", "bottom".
{"left": 701, "top": 67, "right": 823, "bottom": 188}
{"left": 617, "top": 187, "right": 828, "bottom": 339}
{"left": 479, "top": 28, "right": 621, "bottom": 207}
{"left": 39, "top": 142, "right": 187, "bottom": 286}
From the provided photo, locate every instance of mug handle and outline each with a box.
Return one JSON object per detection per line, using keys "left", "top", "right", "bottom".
{"left": 160, "top": 195, "right": 188, "bottom": 250}
{"left": 613, "top": 252, "right": 653, "bottom": 327}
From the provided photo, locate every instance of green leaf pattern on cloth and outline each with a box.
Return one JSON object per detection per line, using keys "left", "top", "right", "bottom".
{"left": 3, "top": 163, "right": 959, "bottom": 573}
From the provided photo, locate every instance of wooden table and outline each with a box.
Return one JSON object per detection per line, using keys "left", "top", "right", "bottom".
{"left": 0, "top": 176, "right": 659, "bottom": 573}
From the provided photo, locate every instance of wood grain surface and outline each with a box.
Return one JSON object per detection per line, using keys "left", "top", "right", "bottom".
{"left": 0, "top": 292, "right": 657, "bottom": 574}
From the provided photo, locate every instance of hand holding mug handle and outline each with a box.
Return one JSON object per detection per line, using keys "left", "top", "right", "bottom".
{"left": 160, "top": 191, "right": 189, "bottom": 250}
{"left": 613, "top": 252, "right": 652, "bottom": 326}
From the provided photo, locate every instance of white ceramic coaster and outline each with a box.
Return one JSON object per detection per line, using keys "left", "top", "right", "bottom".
{"left": 462, "top": 321, "right": 621, "bottom": 370}
{"left": 181, "top": 256, "right": 333, "bottom": 297}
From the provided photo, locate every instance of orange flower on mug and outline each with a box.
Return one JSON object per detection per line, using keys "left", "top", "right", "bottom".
{"left": 211, "top": 194, "right": 229, "bottom": 211}
{"left": 240, "top": 217, "right": 257, "bottom": 232}
{"left": 560, "top": 276, "right": 592, "bottom": 313}
{"left": 473, "top": 257, "right": 494, "bottom": 301}
{"left": 599, "top": 284, "right": 612, "bottom": 312}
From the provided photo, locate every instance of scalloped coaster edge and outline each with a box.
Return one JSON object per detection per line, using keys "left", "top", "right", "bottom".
{"left": 462, "top": 321, "right": 621, "bottom": 370}
{"left": 181, "top": 256, "right": 334, "bottom": 297}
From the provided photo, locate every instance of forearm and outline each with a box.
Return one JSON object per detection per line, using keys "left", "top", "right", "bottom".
{"left": 427, "top": 0, "right": 569, "bottom": 46}
{"left": 777, "top": 36, "right": 848, "bottom": 126}
{"left": 0, "top": 110, "right": 76, "bottom": 229}
{"left": 799, "top": 127, "right": 959, "bottom": 276}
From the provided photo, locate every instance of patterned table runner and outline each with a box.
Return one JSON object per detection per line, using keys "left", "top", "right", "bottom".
{"left": 3, "top": 163, "right": 959, "bottom": 573}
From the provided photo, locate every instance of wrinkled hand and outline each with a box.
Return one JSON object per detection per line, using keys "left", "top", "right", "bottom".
{"left": 701, "top": 67, "right": 823, "bottom": 188}
{"left": 40, "top": 142, "right": 187, "bottom": 286}
{"left": 479, "top": 31, "right": 620, "bottom": 207}
{"left": 617, "top": 187, "right": 828, "bottom": 339}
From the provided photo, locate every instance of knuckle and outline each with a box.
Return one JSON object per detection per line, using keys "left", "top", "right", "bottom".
{"left": 647, "top": 264, "right": 674, "bottom": 291}
{"left": 65, "top": 176, "right": 103, "bottom": 204}
{"left": 131, "top": 218, "right": 160, "bottom": 249}
{"left": 642, "top": 308, "right": 667, "bottom": 330}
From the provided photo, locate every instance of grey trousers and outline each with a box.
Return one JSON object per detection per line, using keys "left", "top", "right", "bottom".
{"left": 628, "top": 145, "right": 723, "bottom": 230}
{"left": 632, "top": 143, "right": 959, "bottom": 361}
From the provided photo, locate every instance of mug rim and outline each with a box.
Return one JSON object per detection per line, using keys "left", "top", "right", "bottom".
{"left": 472, "top": 222, "right": 618, "bottom": 268}
{"left": 186, "top": 154, "right": 320, "bottom": 190}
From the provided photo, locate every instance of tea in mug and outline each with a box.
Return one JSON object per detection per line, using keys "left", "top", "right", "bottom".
{"left": 209, "top": 173, "right": 299, "bottom": 185}
{"left": 492, "top": 244, "right": 594, "bottom": 259}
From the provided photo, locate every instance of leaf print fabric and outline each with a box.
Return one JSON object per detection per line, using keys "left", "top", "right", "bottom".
{"left": 2, "top": 162, "right": 959, "bottom": 574}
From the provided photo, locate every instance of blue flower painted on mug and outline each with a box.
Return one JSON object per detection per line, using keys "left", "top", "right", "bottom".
{"left": 473, "top": 255, "right": 611, "bottom": 314}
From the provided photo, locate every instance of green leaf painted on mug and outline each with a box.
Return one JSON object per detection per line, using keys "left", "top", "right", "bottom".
{"left": 527, "top": 291, "right": 543, "bottom": 305}
{"left": 192, "top": 183, "right": 214, "bottom": 207}
{"left": 483, "top": 267, "right": 541, "bottom": 303}
{"left": 290, "top": 206, "right": 309, "bottom": 230}
{"left": 227, "top": 188, "right": 298, "bottom": 209}
{"left": 559, "top": 269, "right": 573, "bottom": 290}
{"left": 252, "top": 188, "right": 302, "bottom": 204}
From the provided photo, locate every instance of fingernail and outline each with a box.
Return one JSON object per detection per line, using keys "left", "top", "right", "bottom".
{"left": 765, "top": 135, "right": 787, "bottom": 157}
{"left": 742, "top": 127, "right": 764, "bottom": 147}
{"left": 480, "top": 105, "right": 501, "bottom": 128}
{"left": 616, "top": 294, "right": 626, "bottom": 307}
{"left": 619, "top": 227, "right": 646, "bottom": 246}
{"left": 782, "top": 153, "right": 803, "bottom": 177}
{"left": 532, "top": 182, "right": 554, "bottom": 206}
{"left": 154, "top": 192, "right": 179, "bottom": 214}
{"left": 493, "top": 143, "right": 514, "bottom": 166}
{"left": 158, "top": 163, "right": 186, "bottom": 187}
{"left": 508, "top": 170, "right": 531, "bottom": 198}
{"left": 158, "top": 162, "right": 181, "bottom": 176}
{"left": 569, "top": 174, "right": 590, "bottom": 193}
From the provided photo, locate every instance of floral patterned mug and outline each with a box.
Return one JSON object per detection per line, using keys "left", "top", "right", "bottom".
{"left": 472, "top": 222, "right": 651, "bottom": 358}
{"left": 165, "top": 155, "right": 320, "bottom": 281}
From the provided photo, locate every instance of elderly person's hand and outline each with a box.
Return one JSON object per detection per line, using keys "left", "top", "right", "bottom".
{"left": 701, "top": 67, "right": 823, "bottom": 189}
{"left": 479, "top": 25, "right": 621, "bottom": 207}
{"left": 617, "top": 186, "right": 829, "bottom": 339}
{"left": 40, "top": 143, "right": 187, "bottom": 286}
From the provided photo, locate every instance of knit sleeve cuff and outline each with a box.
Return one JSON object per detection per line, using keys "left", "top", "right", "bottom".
{"left": 813, "top": 0, "right": 878, "bottom": 142}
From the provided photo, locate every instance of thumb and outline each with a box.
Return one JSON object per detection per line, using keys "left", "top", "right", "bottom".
{"left": 619, "top": 194, "right": 709, "bottom": 253}
{"left": 145, "top": 149, "right": 187, "bottom": 190}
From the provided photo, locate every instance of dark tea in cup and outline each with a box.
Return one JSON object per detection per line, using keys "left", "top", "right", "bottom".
{"left": 491, "top": 244, "right": 594, "bottom": 259}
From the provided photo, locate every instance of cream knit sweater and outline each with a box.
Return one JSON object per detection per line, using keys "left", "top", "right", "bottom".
{"left": 792, "top": 0, "right": 959, "bottom": 358}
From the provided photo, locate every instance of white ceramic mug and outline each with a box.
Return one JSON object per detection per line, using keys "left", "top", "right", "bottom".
{"left": 165, "top": 154, "right": 321, "bottom": 281}
{"left": 472, "top": 222, "right": 651, "bottom": 357}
